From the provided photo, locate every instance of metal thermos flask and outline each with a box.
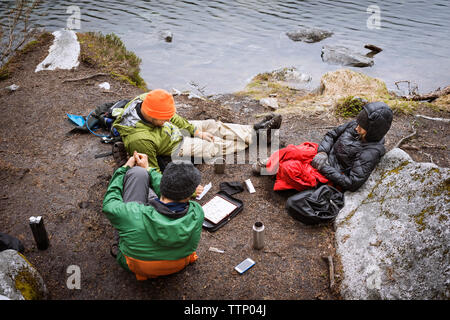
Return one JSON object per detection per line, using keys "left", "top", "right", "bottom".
{"left": 252, "top": 221, "right": 265, "bottom": 250}
{"left": 29, "top": 216, "right": 50, "bottom": 250}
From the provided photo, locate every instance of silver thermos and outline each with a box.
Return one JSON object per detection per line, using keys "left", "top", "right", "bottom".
{"left": 252, "top": 221, "right": 265, "bottom": 250}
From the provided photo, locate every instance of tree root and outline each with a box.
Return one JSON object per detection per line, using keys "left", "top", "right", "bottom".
{"left": 62, "top": 73, "right": 109, "bottom": 83}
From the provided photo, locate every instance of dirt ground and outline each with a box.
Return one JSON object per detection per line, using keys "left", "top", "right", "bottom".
{"left": 0, "top": 35, "right": 448, "bottom": 300}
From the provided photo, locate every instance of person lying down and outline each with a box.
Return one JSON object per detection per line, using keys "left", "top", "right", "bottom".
{"left": 254, "top": 101, "right": 393, "bottom": 192}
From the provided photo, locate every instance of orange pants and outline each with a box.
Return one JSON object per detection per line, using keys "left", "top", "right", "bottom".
{"left": 124, "top": 252, "right": 198, "bottom": 280}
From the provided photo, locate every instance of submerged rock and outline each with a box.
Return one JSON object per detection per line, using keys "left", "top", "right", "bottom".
{"left": 286, "top": 27, "right": 333, "bottom": 43}
{"left": 335, "top": 148, "right": 450, "bottom": 299}
{"left": 0, "top": 249, "right": 48, "bottom": 300}
{"left": 321, "top": 45, "right": 374, "bottom": 67}
{"left": 35, "top": 29, "right": 80, "bottom": 72}
{"left": 159, "top": 30, "right": 173, "bottom": 42}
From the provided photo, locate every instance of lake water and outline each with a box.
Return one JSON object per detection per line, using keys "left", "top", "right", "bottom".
{"left": 1, "top": 0, "right": 449, "bottom": 94}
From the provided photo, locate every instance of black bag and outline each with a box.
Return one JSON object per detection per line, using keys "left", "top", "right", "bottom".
{"left": 90, "top": 99, "right": 130, "bottom": 131}
{"left": 219, "top": 181, "right": 244, "bottom": 195}
{"left": 67, "top": 99, "right": 130, "bottom": 135}
{"left": 0, "top": 232, "right": 25, "bottom": 253}
{"left": 286, "top": 185, "right": 344, "bottom": 225}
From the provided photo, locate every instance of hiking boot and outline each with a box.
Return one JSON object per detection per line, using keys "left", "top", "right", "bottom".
{"left": 112, "top": 141, "right": 128, "bottom": 167}
{"left": 253, "top": 113, "right": 282, "bottom": 131}
{"left": 254, "top": 113, "right": 282, "bottom": 144}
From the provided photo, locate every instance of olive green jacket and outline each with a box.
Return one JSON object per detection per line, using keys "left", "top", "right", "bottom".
{"left": 113, "top": 93, "right": 196, "bottom": 171}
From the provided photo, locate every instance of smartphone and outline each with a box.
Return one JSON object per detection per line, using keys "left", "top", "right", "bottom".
{"left": 234, "top": 258, "right": 255, "bottom": 274}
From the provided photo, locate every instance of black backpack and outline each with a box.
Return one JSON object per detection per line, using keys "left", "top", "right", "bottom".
{"left": 67, "top": 99, "right": 130, "bottom": 139}
{"left": 0, "top": 232, "right": 25, "bottom": 253}
{"left": 286, "top": 185, "right": 344, "bottom": 225}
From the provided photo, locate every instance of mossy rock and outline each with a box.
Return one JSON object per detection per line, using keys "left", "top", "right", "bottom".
{"left": 77, "top": 32, "right": 148, "bottom": 91}
{"left": 0, "top": 250, "right": 48, "bottom": 300}
{"left": 335, "top": 148, "right": 450, "bottom": 299}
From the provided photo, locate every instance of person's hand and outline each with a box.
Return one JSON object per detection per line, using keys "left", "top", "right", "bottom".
{"left": 194, "top": 185, "right": 204, "bottom": 197}
{"left": 134, "top": 151, "right": 149, "bottom": 169}
{"left": 195, "top": 131, "right": 214, "bottom": 142}
{"left": 311, "top": 152, "right": 328, "bottom": 170}
{"left": 124, "top": 155, "right": 136, "bottom": 168}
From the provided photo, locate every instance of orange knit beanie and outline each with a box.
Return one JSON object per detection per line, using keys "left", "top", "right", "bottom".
{"left": 141, "top": 89, "right": 176, "bottom": 120}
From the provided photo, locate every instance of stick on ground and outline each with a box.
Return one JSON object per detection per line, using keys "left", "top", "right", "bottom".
{"left": 322, "top": 255, "right": 335, "bottom": 289}
{"left": 62, "top": 73, "right": 109, "bottom": 83}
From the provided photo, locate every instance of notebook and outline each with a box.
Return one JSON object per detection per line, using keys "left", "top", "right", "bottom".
{"left": 202, "top": 194, "right": 238, "bottom": 225}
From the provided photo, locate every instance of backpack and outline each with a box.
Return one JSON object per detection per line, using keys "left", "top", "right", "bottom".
{"left": 285, "top": 185, "right": 344, "bottom": 225}
{"left": 67, "top": 99, "right": 130, "bottom": 140}
{"left": 0, "top": 232, "right": 25, "bottom": 253}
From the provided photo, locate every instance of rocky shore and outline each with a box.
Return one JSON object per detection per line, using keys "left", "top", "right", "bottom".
{"left": 0, "top": 30, "right": 448, "bottom": 300}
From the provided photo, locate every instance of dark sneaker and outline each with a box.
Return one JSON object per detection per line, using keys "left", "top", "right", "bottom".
{"left": 253, "top": 113, "right": 282, "bottom": 131}
{"left": 254, "top": 114, "right": 282, "bottom": 144}
{"left": 112, "top": 141, "right": 128, "bottom": 167}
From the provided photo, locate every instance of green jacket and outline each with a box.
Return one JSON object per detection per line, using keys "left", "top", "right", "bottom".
{"left": 113, "top": 93, "right": 196, "bottom": 172}
{"left": 102, "top": 166, "right": 204, "bottom": 270}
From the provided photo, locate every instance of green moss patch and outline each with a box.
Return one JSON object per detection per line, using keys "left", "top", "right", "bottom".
{"left": 14, "top": 267, "right": 45, "bottom": 300}
{"left": 335, "top": 96, "right": 366, "bottom": 118}
{"left": 414, "top": 206, "right": 436, "bottom": 232}
{"left": 0, "top": 32, "right": 52, "bottom": 81}
{"left": 77, "top": 32, "right": 147, "bottom": 90}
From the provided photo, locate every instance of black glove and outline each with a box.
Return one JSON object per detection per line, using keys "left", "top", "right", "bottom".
{"left": 311, "top": 152, "right": 329, "bottom": 170}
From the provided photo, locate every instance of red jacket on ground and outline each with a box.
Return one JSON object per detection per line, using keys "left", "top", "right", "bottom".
{"left": 266, "top": 142, "right": 329, "bottom": 191}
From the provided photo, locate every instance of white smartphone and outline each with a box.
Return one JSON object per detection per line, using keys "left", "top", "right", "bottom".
{"left": 234, "top": 258, "right": 255, "bottom": 274}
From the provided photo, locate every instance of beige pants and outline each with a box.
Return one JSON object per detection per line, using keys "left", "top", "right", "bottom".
{"left": 176, "top": 119, "right": 254, "bottom": 161}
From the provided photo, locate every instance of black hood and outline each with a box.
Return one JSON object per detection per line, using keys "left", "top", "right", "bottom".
{"left": 362, "top": 102, "right": 393, "bottom": 142}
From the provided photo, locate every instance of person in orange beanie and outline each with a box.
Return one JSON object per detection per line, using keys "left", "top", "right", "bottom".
{"left": 112, "top": 89, "right": 282, "bottom": 172}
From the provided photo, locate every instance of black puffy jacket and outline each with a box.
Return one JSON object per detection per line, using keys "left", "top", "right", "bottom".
{"left": 318, "top": 102, "right": 393, "bottom": 192}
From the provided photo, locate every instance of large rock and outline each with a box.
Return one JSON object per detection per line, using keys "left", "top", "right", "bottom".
{"left": 0, "top": 249, "right": 48, "bottom": 300}
{"left": 255, "top": 67, "right": 312, "bottom": 91}
{"left": 286, "top": 27, "right": 333, "bottom": 43}
{"left": 318, "top": 69, "right": 388, "bottom": 101}
{"left": 335, "top": 148, "right": 450, "bottom": 299}
{"left": 321, "top": 45, "right": 374, "bottom": 67}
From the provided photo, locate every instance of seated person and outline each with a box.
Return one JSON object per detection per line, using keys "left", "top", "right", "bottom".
{"left": 103, "top": 151, "right": 204, "bottom": 280}
{"left": 254, "top": 102, "right": 393, "bottom": 192}
{"left": 112, "top": 89, "right": 282, "bottom": 171}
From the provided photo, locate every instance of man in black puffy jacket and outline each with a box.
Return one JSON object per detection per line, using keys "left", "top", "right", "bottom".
{"left": 311, "top": 102, "right": 393, "bottom": 192}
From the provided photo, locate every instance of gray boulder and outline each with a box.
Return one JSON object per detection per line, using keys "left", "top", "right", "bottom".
{"left": 321, "top": 45, "right": 374, "bottom": 67}
{"left": 335, "top": 148, "right": 450, "bottom": 299}
{"left": 286, "top": 27, "right": 333, "bottom": 43}
{"left": 0, "top": 249, "right": 48, "bottom": 300}
{"left": 266, "top": 67, "right": 312, "bottom": 91}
